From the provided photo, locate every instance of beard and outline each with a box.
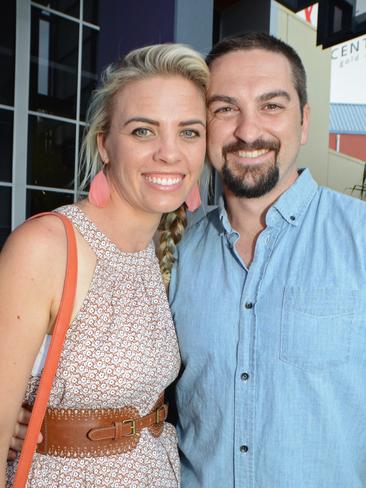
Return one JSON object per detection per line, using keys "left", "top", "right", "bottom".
{"left": 221, "top": 138, "right": 280, "bottom": 198}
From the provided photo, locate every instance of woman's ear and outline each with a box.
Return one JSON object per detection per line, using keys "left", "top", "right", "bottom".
{"left": 97, "top": 132, "right": 109, "bottom": 164}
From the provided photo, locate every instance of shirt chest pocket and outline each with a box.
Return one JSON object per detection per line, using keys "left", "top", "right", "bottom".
{"left": 280, "top": 287, "right": 359, "bottom": 372}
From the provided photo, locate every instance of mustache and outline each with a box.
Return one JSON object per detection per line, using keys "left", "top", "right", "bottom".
{"left": 222, "top": 138, "right": 280, "bottom": 158}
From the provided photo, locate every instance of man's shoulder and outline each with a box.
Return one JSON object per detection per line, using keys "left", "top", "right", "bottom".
{"left": 186, "top": 205, "right": 220, "bottom": 230}
{"left": 319, "top": 185, "right": 366, "bottom": 211}
{"left": 186, "top": 204, "right": 219, "bottom": 226}
{"left": 179, "top": 206, "right": 220, "bottom": 249}
{"left": 169, "top": 206, "right": 221, "bottom": 299}
{"left": 315, "top": 185, "right": 366, "bottom": 239}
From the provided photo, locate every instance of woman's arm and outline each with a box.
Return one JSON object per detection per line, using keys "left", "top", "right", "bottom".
{"left": 0, "top": 217, "right": 67, "bottom": 485}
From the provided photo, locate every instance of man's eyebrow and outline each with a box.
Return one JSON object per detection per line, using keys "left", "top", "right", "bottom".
{"left": 123, "top": 117, "right": 159, "bottom": 126}
{"left": 207, "top": 95, "right": 238, "bottom": 106}
{"left": 257, "top": 90, "right": 291, "bottom": 103}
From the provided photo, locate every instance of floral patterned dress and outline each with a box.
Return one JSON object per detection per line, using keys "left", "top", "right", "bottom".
{"left": 7, "top": 205, "right": 181, "bottom": 488}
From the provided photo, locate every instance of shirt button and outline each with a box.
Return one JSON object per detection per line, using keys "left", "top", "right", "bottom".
{"left": 245, "top": 302, "right": 253, "bottom": 309}
{"left": 290, "top": 215, "right": 296, "bottom": 221}
{"left": 241, "top": 372, "right": 249, "bottom": 381}
{"left": 240, "top": 445, "right": 249, "bottom": 453}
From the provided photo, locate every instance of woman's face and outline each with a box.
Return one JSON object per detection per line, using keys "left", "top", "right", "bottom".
{"left": 97, "top": 75, "right": 206, "bottom": 217}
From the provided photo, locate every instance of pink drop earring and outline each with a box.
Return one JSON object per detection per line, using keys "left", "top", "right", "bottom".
{"left": 185, "top": 184, "right": 201, "bottom": 212}
{"left": 88, "top": 167, "right": 110, "bottom": 208}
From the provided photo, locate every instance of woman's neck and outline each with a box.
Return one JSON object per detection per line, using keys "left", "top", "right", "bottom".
{"left": 78, "top": 198, "right": 161, "bottom": 253}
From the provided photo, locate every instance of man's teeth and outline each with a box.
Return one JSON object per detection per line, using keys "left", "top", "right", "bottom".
{"left": 238, "top": 149, "right": 269, "bottom": 158}
{"left": 145, "top": 176, "right": 182, "bottom": 185}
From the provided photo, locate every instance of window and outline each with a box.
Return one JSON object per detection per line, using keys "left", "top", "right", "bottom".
{"left": 2, "top": 0, "right": 100, "bottom": 247}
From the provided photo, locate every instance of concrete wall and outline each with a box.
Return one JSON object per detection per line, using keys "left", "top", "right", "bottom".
{"left": 272, "top": 1, "right": 331, "bottom": 185}
{"left": 272, "top": 1, "right": 365, "bottom": 197}
{"left": 328, "top": 149, "right": 365, "bottom": 197}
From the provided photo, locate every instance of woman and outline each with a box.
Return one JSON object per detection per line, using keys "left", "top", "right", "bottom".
{"left": 0, "top": 43, "right": 208, "bottom": 487}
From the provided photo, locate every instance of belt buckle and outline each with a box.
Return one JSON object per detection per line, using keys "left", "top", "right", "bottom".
{"left": 155, "top": 405, "right": 167, "bottom": 424}
{"left": 122, "top": 418, "right": 136, "bottom": 436}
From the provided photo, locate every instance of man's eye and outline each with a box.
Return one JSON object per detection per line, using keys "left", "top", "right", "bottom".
{"left": 214, "top": 106, "right": 233, "bottom": 114}
{"left": 264, "top": 103, "right": 281, "bottom": 111}
{"left": 132, "top": 127, "right": 153, "bottom": 137}
{"left": 181, "top": 129, "right": 199, "bottom": 138}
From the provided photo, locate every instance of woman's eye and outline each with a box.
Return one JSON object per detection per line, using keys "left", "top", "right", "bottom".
{"left": 132, "top": 127, "right": 153, "bottom": 137}
{"left": 181, "top": 129, "right": 199, "bottom": 138}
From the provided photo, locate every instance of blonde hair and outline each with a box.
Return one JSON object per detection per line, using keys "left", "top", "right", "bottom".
{"left": 80, "top": 43, "right": 209, "bottom": 287}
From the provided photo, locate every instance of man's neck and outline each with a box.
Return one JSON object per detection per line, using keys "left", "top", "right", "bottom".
{"left": 223, "top": 169, "right": 298, "bottom": 266}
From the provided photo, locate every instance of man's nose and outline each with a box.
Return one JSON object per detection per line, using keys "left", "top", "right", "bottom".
{"left": 234, "top": 111, "right": 262, "bottom": 143}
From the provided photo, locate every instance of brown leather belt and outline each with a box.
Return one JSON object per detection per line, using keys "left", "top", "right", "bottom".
{"left": 35, "top": 396, "right": 168, "bottom": 458}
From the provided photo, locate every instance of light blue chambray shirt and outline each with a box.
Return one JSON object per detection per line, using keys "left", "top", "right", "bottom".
{"left": 169, "top": 169, "right": 366, "bottom": 488}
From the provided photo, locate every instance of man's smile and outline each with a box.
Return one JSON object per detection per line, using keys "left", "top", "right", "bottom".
{"left": 237, "top": 148, "right": 270, "bottom": 158}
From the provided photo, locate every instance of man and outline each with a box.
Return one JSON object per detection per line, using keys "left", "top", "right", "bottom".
{"left": 169, "top": 32, "right": 366, "bottom": 487}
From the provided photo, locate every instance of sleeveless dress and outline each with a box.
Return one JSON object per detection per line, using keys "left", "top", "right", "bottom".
{"left": 7, "top": 205, "right": 181, "bottom": 487}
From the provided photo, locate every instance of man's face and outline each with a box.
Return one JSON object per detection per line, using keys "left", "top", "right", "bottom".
{"left": 207, "top": 49, "right": 310, "bottom": 198}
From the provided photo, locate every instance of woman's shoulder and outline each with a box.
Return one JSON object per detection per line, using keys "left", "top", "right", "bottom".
{"left": 1, "top": 213, "right": 68, "bottom": 271}
{"left": 0, "top": 213, "right": 71, "bottom": 330}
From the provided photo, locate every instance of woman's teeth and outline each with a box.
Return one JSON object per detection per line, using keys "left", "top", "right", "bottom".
{"left": 145, "top": 176, "right": 182, "bottom": 185}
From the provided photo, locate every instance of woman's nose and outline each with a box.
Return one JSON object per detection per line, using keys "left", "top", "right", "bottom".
{"left": 153, "top": 136, "right": 182, "bottom": 165}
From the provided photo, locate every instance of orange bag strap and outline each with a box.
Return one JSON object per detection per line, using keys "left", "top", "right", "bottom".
{"left": 12, "top": 212, "right": 78, "bottom": 488}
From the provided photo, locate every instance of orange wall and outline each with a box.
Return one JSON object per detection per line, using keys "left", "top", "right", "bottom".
{"left": 329, "top": 134, "right": 366, "bottom": 162}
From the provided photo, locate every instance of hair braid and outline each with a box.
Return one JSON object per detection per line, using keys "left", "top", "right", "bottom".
{"left": 158, "top": 204, "right": 187, "bottom": 289}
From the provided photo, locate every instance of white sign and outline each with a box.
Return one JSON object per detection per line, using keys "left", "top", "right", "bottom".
{"left": 330, "top": 35, "right": 366, "bottom": 103}
{"left": 296, "top": 3, "right": 366, "bottom": 104}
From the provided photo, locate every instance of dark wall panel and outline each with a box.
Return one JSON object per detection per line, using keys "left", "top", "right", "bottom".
{"left": 220, "top": 0, "right": 271, "bottom": 39}
{"left": 97, "top": 0, "right": 175, "bottom": 73}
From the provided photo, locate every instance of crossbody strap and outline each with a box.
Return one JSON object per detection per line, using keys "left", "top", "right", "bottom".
{"left": 12, "top": 212, "right": 78, "bottom": 488}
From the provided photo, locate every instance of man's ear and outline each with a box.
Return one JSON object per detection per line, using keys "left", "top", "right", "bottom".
{"left": 300, "top": 104, "right": 310, "bottom": 145}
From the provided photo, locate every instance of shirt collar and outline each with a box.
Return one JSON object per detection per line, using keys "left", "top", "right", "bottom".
{"left": 217, "top": 195, "right": 232, "bottom": 236}
{"left": 217, "top": 168, "right": 318, "bottom": 234}
{"left": 270, "top": 168, "right": 318, "bottom": 226}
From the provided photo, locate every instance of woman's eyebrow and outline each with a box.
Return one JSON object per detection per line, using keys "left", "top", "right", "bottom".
{"left": 179, "top": 119, "right": 206, "bottom": 127}
{"left": 123, "top": 117, "right": 206, "bottom": 128}
{"left": 124, "top": 117, "right": 159, "bottom": 126}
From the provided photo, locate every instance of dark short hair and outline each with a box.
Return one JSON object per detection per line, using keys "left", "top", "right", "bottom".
{"left": 206, "top": 32, "right": 307, "bottom": 114}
